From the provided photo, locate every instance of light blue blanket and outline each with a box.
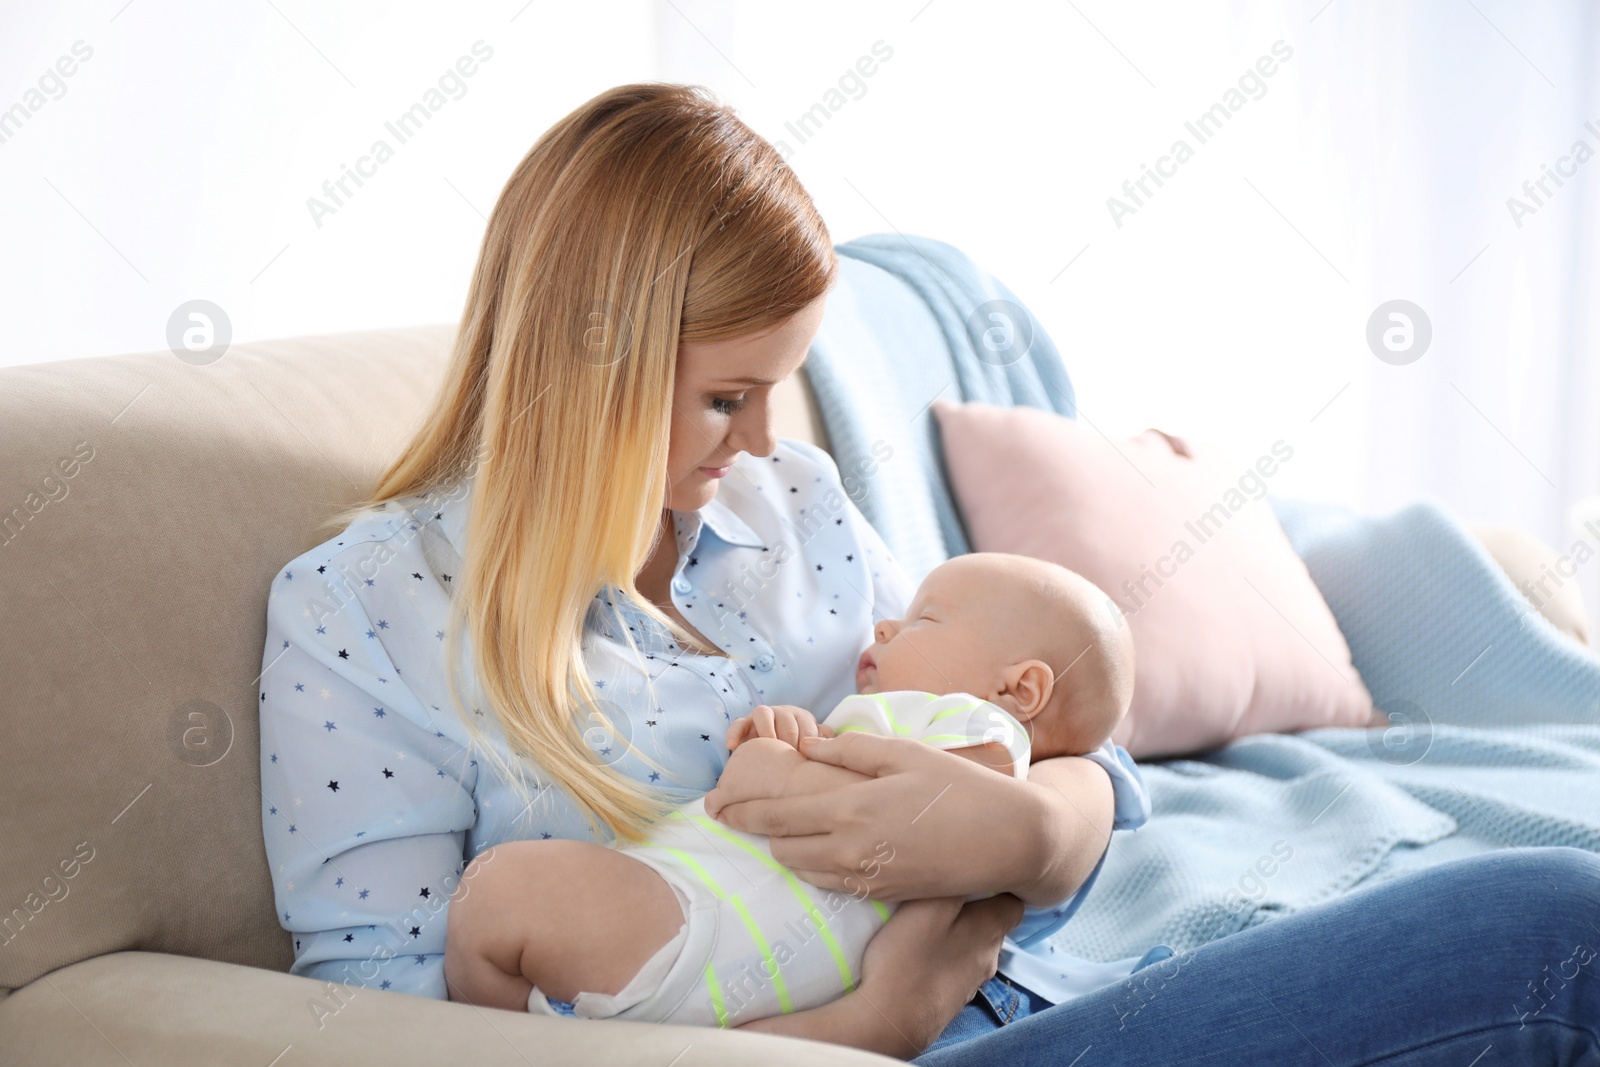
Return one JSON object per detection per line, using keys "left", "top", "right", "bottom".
{"left": 807, "top": 233, "right": 1600, "bottom": 965}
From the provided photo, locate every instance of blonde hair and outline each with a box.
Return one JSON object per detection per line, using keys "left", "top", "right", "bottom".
{"left": 315, "top": 84, "right": 836, "bottom": 842}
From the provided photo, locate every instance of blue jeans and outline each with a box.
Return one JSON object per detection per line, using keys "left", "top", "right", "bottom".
{"left": 917, "top": 847, "right": 1600, "bottom": 1065}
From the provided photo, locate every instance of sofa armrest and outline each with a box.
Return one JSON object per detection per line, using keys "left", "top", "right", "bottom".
{"left": 0, "top": 952, "right": 898, "bottom": 1067}
{"left": 1468, "top": 521, "right": 1593, "bottom": 647}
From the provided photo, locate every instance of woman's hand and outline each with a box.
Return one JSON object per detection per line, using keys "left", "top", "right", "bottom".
{"left": 712, "top": 731, "right": 1115, "bottom": 906}
{"left": 736, "top": 894, "right": 1024, "bottom": 1058}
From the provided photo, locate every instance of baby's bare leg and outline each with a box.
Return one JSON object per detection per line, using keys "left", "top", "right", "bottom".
{"left": 445, "top": 839, "right": 683, "bottom": 1012}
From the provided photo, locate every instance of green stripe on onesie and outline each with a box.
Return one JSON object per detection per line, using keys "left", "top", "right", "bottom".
{"left": 602, "top": 690, "right": 1028, "bottom": 1028}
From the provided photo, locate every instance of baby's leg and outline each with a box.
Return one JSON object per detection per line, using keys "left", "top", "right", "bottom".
{"left": 445, "top": 839, "right": 684, "bottom": 1012}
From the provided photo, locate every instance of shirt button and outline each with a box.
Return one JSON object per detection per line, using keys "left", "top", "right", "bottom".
{"left": 753, "top": 653, "right": 774, "bottom": 672}
{"left": 671, "top": 576, "right": 692, "bottom": 596}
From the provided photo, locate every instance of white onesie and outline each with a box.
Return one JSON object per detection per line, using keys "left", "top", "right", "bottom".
{"left": 526, "top": 690, "right": 1029, "bottom": 1027}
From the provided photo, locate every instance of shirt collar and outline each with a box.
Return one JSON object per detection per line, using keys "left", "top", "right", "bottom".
{"left": 431, "top": 476, "right": 767, "bottom": 559}
{"left": 675, "top": 491, "right": 768, "bottom": 553}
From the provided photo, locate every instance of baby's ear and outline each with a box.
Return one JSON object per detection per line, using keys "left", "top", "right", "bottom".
{"left": 1001, "top": 659, "right": 1056, "bottom": 722}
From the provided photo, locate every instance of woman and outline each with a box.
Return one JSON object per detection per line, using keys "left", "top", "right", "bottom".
{"left": 259, "top": 83, "right": 1600, "bottom": 1062}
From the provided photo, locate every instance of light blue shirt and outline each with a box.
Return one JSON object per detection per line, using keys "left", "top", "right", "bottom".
{"left": 258, "top": 437, "right": 1151, "bottom": 1005}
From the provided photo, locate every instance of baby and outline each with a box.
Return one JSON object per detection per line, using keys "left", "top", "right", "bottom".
{"left": 444, "top": 551, "right": 1135, "bottom": 1026}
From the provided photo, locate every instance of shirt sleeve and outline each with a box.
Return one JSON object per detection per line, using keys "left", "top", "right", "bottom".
{"left": 258, "top": 549, "right": 479, "bottom": 1001}
{"left": 1008, "top": 740, "right": 1150, "bottom": 948}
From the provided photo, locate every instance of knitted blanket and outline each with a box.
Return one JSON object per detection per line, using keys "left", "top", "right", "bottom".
{"left": 807, "top": 233, "right": 1600, "bottom": 967}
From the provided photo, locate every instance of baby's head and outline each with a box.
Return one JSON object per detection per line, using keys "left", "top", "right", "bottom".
{"left": 854, "top": 552, "right": 1134, "bottom": 758}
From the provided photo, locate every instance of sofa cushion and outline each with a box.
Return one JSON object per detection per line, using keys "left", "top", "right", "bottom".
{"left": 0, "top": 321, "right": 829, "bottom": 999}
{"left": 933, "top": 399, "right": 1374, "bottom": 758}
{"left": 0, "top": 326, "right": 460, "bottom": 994}
{"left": 0, "top": 951, "right": 888, "bottom": 1065}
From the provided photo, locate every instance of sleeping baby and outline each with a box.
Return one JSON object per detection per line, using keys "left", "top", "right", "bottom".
{"left": 444, "top": 551, "right": 1135, "bottom": 1027}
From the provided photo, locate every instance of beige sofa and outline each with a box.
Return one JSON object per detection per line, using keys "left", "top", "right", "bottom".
{"left": 0, "top": 324, "right": 880, "bottom": 1066}
{"left": 1, "top": 324, "right": 1585, "bottom": 1066}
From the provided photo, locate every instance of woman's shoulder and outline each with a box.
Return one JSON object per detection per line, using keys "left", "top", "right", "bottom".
{"left": 276, "top": 500, "right": 430, "bottom": 572}
{"left": 264, "top": 500, "right": 432, "bottom": 627}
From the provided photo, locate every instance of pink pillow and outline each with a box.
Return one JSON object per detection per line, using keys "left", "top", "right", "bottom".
{"left": 932, "top": 400, "right": 1373, "bottom": 758}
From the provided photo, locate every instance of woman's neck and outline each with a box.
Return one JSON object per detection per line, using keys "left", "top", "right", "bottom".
{"left": 633, "top": 508, "right": 677, "bottom": 607}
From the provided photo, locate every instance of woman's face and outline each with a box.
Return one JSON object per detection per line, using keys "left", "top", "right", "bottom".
{"left": 666, "top": 293, "right": 827, "bottom": 512}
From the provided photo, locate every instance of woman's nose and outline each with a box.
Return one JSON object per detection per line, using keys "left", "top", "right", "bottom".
{"left": 728, "top": 398, "right": 777, "bottom": 458}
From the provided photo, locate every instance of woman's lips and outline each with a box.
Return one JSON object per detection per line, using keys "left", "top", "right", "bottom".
{"left": 700, "top": 464, "right": 732, "bottom": 478}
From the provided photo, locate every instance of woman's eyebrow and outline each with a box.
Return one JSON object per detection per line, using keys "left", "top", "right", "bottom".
{"left": 720, "top": 374, "right": 780, "bottom": 386}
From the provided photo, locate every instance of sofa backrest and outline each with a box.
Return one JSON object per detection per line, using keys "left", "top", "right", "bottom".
{"left": 0, "top": 323, "right": 828, "bottom": 995}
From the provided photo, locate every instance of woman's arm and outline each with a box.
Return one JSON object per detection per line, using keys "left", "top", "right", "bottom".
{"left": 258, "top": 551, "right": 478, "bottom": 999}
{"left": 734, "top": 894, "right": 1025, "bottom": 1058}
{"left": 1016, "top": 752, "right": 1119, "bottom": 905}
{"left": 711, "top": 731, "right": 1115, "bottom": 908}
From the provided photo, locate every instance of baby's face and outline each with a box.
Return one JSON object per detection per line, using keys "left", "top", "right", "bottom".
{"left": 854, "top": 557, "right": 1019, "bottom": 698}
{"left": 855, "top": 553, "right": 1134, "bottom": 757}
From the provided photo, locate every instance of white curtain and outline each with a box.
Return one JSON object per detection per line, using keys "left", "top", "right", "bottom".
{"left": 1295, "top": 0, "right": 1600, "bottom": 618}
{"left": 655, "top": 0, "right": 1600, "bottom": 620}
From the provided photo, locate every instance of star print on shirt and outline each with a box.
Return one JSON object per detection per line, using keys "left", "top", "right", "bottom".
{"left": 259, "top": 437, "right": 1125, "bottom": 1002}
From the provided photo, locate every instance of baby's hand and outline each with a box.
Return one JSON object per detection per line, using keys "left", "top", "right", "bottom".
{"left": 726, "top": 704, "right": 834, "bottom": 750}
